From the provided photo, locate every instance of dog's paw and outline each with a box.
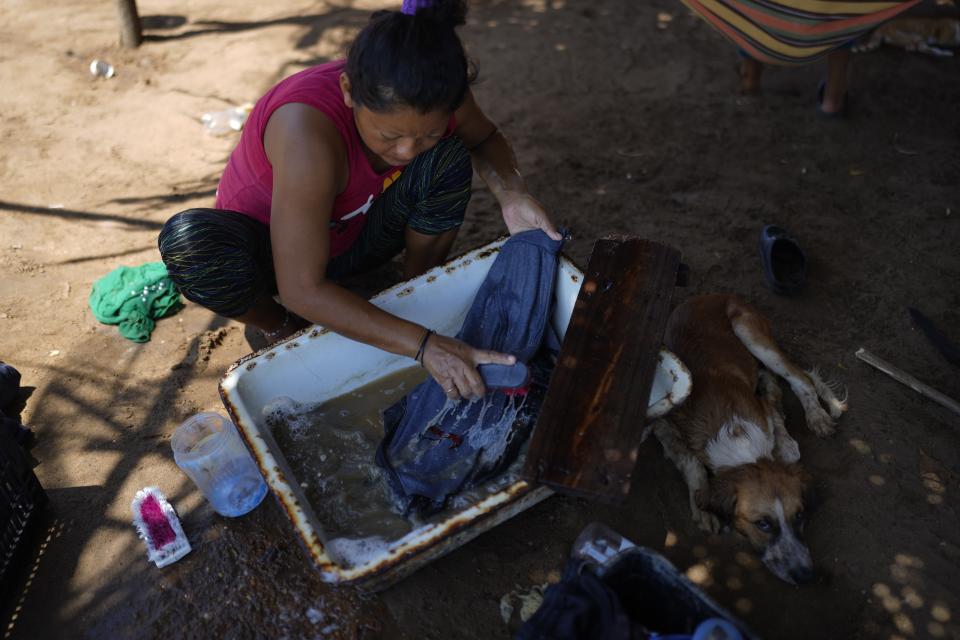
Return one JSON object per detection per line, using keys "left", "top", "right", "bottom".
{"left": 806, "top": 406, "right": 836, "bottom": 437}
{"left": 808, "top": 368, "right": 848, "bottom": 419}
{"left": 776, "top": 437, "right": 801, "bottom": 463}
{"left": 693, "top": 509, "right": 722, "bottom": 534}
{"left": 826, "top": 394, "right": 848, "bottom": 419}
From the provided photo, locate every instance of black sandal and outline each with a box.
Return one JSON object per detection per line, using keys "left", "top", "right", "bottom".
{"left": 759, "top": 225, "right": 807, "bottom": 295}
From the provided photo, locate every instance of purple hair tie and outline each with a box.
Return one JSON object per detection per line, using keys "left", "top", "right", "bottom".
{"left": 401, "top": 0, "right": 434, "bottom": 16}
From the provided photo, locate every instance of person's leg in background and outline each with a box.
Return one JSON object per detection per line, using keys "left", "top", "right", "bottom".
{"left": 821, "top": 48, "right": 850, "bottom": 115}
{"left": 741, "top": 46, "right": 850, "bottom": 115}
{"left": 739, "top": 51, "right": 764, "bottom": 96}
{"left": 327, "top": 135, "right": 472, "bottom": 281}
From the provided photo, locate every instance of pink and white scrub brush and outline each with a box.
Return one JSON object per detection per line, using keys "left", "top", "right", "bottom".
{"left": 131, "top": 486, "right": 191, "bottom": 567}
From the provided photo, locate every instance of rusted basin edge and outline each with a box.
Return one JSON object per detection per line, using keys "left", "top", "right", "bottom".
{"left": 646, "top": 351, "right": 692, "bottom": 419}
{"left": 216, "top": 239, "right": 573, "bottom": 585}
{"left": 217, "top": 239, "right": 595, "bottom": 586}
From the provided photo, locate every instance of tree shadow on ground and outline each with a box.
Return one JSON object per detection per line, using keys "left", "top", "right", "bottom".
{"left": 2, "top": 306, "right": 394, "bottom": 638}
{"left": 142, "top": 7, "right": 370, "bottom": 50}
{"left": 0, "top": 200, "right": 164, "bottom": 231}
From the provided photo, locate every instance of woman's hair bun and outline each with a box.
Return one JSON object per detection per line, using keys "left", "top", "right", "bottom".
{"left": 410, "top": 0, "right": 468, "bottom": 27}
{"left": 347, "top": 0, "right": 473, "bottom": 113}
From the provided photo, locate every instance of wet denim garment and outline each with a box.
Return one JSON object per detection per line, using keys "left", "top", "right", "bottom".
{"left": 376, "top": 230, "right": 563, "bottom": 516}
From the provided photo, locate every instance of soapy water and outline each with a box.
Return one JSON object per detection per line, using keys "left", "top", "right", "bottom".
{"left": 263, "top": 367, "right": 538, "bottom": 568}
{"left": 264, "top": 369, "right": 426, "bottom": 546}
{"left": 325, "top": 535, "right": 394, "bottom": 570}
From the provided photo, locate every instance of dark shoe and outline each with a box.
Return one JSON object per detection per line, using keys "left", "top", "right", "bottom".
{"left": 760, "top": 225, "right": 807, "bottom": 295}
{"left": 816, "top": 81, "right": 849, "bottom": 119}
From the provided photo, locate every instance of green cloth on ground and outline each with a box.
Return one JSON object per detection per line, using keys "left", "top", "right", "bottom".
{"left": 89, "top": 262, "right": 183, "bottom": 342}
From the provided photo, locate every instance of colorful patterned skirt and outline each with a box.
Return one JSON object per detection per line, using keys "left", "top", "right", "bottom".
{"left": 682, "top": 0, "right": 921, "bottom": 64}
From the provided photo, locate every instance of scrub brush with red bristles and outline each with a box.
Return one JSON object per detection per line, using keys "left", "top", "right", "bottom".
{"left": 479, "top": 362, "right": 531, "bottom": 396}
{"left": 131, "top": 486, "right": 191, "bottom": 567}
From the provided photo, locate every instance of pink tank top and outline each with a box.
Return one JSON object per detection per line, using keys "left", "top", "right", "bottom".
{"left": 215, "top": 61, "right": 415, "bottom": 258}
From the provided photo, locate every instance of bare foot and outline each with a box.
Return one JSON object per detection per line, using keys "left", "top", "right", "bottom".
{"left": 819, "top": 88, "right": 846, "bottom": 115}
{"left": 739, "top": 57, "right": 763, "bottom": 96}
{"left": 820, "top": 49, "right": 850, "bottom": 116}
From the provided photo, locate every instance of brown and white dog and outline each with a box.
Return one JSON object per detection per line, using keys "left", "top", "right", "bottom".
{"left": 649, "top": 294, "right": 847, "bottom": 584}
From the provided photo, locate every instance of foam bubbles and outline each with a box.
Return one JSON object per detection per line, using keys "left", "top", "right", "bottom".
{"left": 263, "top": 396, "right": 313, "bottom": 437}
{"left": 326, "top": 535, "right": 392, "bottom": 568}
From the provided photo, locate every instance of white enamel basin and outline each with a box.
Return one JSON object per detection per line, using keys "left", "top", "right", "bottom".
{"left": 219, "top": 237, "right": 690, "bottom": 589}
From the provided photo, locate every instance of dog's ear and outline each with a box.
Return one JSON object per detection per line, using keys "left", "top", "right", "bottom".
{"left": 697, "top": 476, "right": 737, "bottom": 527}
{"left": 786, "top": 463, "right": 819, "bottom": 513}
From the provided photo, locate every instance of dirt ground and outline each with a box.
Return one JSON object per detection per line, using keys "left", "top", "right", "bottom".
{"left": 2, "top": 0, "right": 959, "bottom": 638}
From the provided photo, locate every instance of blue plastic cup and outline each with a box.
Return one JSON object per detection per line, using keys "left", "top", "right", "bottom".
{"left": 171, "top": 412, "right": 267, "bottom": 517}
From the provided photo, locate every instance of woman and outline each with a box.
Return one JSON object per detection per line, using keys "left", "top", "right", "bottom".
{"left": 159, "top": 0, "right": 560, "bottom": 401}
{"left": 682, "top": 0, "right": 921, "bottom": 115}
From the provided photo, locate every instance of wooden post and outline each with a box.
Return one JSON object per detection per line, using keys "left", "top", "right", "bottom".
{"left": 523, "top": 236, "right": 681, "bottom": 502}
{"left": 115, "top": 0, "right": 143, "bottom": 48}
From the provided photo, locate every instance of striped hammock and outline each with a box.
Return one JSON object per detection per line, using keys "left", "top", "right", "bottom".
{"left": 682, "top": 0, "right": 922, "bottom": 64}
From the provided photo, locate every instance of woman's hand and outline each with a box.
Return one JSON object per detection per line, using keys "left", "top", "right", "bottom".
{"left": 421, "top": 333, "right": 516, "bottom": 401}
{"left": 500, "top": 191, "right": 563, "bottom": 241}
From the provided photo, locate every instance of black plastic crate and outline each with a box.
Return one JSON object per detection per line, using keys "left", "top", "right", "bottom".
{"left": 0, "top": 428, "right": 46, "bottom": 586}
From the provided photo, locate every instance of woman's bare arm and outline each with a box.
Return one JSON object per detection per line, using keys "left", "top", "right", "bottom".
{"left": 264, "top": 103, "right": 513, "bottom": 398}
{"left": 265, "top": 103, "right": 426, "bottom": 358}
{"left": 455, "top": 90, "right": 561, "bottom": 240}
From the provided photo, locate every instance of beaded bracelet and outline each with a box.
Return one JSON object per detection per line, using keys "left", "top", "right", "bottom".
{"left": 261, "top": 309, "right": 291, "bottom": 341}
{"left": 415, "top": 328, "right": 435, "bottom": 365}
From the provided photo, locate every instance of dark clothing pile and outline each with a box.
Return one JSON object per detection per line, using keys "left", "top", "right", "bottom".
{"left": 517, "top": 549, "right": 749, "bottom": 640}
{"left": 1, "top": 362, "right": 33, "bottom": 448}
{"left": 376, "top": 230, "right": 563, "bottom": 516}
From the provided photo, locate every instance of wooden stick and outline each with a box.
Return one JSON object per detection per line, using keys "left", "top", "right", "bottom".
{"left": 856, "top": 347, "right": 960, "bottom": 417}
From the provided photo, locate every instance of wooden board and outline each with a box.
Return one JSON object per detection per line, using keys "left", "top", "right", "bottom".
{"left": 523, "top": 236, "right": 681, "bottom": 502}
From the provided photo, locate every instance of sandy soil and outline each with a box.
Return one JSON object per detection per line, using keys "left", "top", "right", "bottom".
{"left": 2, "top": 0, "right": 959, "bottom": 638}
